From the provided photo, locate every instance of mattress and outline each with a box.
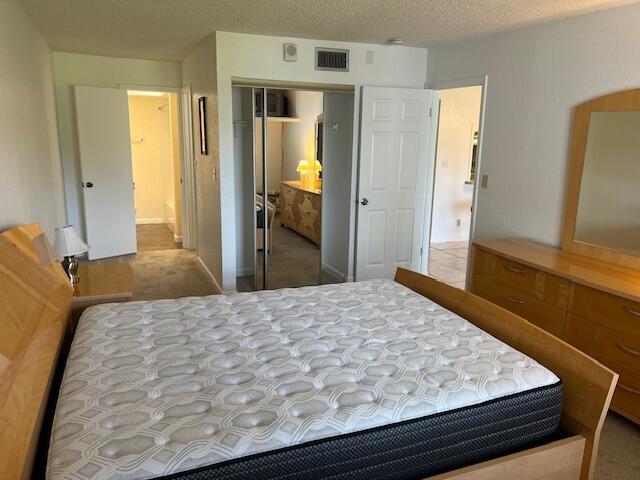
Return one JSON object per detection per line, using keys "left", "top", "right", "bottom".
{"left": 48, "top": 279, "right": 562, "bottom": 480}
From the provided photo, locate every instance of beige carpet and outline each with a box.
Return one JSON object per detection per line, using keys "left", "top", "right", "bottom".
{"left": 136, "top": 223, "right": 181, "bottom": 252}
{"left": 237, "top": 218, "right": 321, "bottom": 292}
{"left": 595, "top": 412, "right": 640, "bottom": 479}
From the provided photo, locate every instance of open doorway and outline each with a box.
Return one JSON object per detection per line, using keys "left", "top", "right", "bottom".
{"left": 127, "top": 90, "right": 184, "bottom": 252}
{"left": 428, "top": 85, "right": 482, "bottom": 289}
{"left": 233, "top": 86, "right": 354, "bottom": 292}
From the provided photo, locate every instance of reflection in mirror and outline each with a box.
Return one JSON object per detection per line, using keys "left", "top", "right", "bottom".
{"left": 574, "top": 111, "right": 640, "bottom": 254}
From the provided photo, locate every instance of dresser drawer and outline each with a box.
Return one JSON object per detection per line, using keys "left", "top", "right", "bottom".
{"left": 473, "top": 248, "right": 570, "bottom": 308}
{"left": 472, "top": 274, "right": 566, "bottom": 337}
{"left": 570, "top": 284, "right": 640, "bottom": 339}
{"left": 565, "top": 313, "right": 640, "bottom": 378}
{"left": 612, "top": 373, "right": 640, "bottom": 423}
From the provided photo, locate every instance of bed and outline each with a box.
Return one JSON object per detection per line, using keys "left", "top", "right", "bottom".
{"left": 0, "top": 225, "right": 618, "bottom": 480}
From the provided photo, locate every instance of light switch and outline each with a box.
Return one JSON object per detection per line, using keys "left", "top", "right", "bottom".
{"left": 366, "top": 50, "right": 374, "bottom": 65}
{"left": 481, "top": 174, "right": 489, "bottom": 188}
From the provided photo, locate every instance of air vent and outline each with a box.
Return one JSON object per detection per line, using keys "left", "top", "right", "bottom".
{"left": 315, "top": 48, "right": 349, "bottom": 72}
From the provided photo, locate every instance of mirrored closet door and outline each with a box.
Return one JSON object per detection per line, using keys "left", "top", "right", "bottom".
{"left": 232, "top": 85, "right": 354, "bottom": 292}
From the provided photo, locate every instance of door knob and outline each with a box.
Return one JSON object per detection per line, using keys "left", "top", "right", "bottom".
{"left": 85, "top": 182, "right": 94, "bottom": 188}
{"left": 361, "top": 198, "right": 369, "bottom": 206}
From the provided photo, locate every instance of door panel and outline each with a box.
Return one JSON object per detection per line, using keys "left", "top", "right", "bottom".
{"left": 74, "top": 86, "right": 136, "bottom": 260}
{"left": 356, "top": 86, "right": 435, "bottom": 280}
{"left": 394, "top": 208, "right": 414, "bottom": 264}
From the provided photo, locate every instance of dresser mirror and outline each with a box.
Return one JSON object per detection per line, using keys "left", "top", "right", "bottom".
{"left": 563, "top": 88, "right": 640, "bottom": 268}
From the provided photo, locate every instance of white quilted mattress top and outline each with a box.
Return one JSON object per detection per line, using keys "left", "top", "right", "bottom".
{"left": 48, "top": 279, "right": 559, "bottom": 480}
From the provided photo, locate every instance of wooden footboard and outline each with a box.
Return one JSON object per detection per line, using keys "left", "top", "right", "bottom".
{"left": 395, "top": 268, "right": 618, "bottom": 480}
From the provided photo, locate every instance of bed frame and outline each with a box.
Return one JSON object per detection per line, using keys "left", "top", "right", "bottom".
{"left": 0, "top": 225, "right": 617, "bottom": 480}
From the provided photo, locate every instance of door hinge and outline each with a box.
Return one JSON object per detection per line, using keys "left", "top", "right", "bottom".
{"left": 420, "top": 247, "right": 423, "bottom": 256}
{"left": 429, "top": 107, "right": 432, "bottom": 118}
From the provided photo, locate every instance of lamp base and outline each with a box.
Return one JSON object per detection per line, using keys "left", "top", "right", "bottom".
{"left": 61, "top": 255, "right": 79, "bottom": 286}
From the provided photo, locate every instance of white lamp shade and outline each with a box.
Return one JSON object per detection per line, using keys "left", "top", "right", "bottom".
{"left": 54, "top": 225, "right": 90, "bottom": 257}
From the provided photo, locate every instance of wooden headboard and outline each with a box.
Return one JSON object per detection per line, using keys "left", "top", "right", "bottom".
{"left": 0, "top": 225, "right": 73, "bottom": 479}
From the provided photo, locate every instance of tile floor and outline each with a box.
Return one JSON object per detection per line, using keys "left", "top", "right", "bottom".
{"left": 428, "top": 241, "right": 469, "bottom": 290}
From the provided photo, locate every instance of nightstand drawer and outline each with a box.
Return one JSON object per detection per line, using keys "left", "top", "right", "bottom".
{"left": 565, "top": 313, "right": 640, "bottom": 378}
{"left": 473, "top": 248, "right": 570, "bottom": 308}
{"left": 472, "top": 274, "right": 566, "bottom": 337}
{"left": 570, "top": 284, "right": 640, "bottom": 339}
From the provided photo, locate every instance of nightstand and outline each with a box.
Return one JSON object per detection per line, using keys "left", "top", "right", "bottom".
{"left": 71, "top": 262, "right": 134, "bottom": 328}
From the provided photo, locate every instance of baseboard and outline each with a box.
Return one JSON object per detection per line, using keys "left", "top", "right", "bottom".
{"left": 236, "top": 267, "right": 255, "bottom": 277}
{"left": 196, "top": 256, "right": 222, "bottom": 293}
{"left": 321, "top": 262, "right": 346, "bottom": 283}
{"left": 135, "top": 218, "right": 164, "bottom": 225}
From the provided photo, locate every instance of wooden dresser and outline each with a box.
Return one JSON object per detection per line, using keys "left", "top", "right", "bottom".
{"left": 471, "top": 238, "right": 640, "bottom": 424}
{"left": 280, "top": 180, "right": 321, "bottom": 244}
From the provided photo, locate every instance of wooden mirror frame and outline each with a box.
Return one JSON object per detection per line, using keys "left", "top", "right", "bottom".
{"left": 562, "top": 88, "right": 640, "bottom": 269}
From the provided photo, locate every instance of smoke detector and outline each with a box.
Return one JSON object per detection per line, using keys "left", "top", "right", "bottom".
{"left": 283, "top": 43, "right": 298, "bottom": 62}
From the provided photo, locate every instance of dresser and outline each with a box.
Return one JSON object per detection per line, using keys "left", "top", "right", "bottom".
{"left": 280, "top": 180, "right": 321, "bottom": 244}
{"left": 471, "top": 238, "right": 640, "bottom": 424}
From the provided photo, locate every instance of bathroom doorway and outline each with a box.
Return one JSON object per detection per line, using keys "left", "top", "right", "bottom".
{"left": 428, "top": 85, "right": 483, "bottom": 290}
{"left": 127, "top": 90, "right": 185, "bottom": 252}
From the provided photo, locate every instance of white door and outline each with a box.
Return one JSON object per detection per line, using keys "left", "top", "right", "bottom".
{"left": 75, "top": 86, "right": 137, "bottom": 260}
{"left": 356, "top": 86, "right": 437, "bottom": 280}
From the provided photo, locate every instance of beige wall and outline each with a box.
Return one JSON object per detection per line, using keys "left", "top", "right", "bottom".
{"left": 431, "top": 86, "right": 482, "bottom": 243}
{"left": 128, "top": 95, "right": 175, "bottom": 226}
{"left": 52, "top": 52, "right": 182, "bottom": 237}
{"left": 0, "top": 0, "right": 66, "bottom": 239}
{"left": 183, "top": 34, "right": 222, "bottom": 290}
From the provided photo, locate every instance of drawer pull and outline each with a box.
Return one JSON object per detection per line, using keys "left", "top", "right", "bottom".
{"left": 504, "top": 294, "right": 525, "bottom": 305}
{"left": 617, "top": 343, "right": 640, "bottom": 356}
{"left": 619, "top": 383, "right": 640, "bottom": 395}
{"left": 623, "top": 305, "right": 640, "bottom": 317}
{"left": 506, "top": 264, "right": 528, "bottom": 274}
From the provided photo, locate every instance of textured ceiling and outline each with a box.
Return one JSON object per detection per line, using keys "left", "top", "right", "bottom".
{"left": 18, "top": 0, "right": 639, "bottom": 61}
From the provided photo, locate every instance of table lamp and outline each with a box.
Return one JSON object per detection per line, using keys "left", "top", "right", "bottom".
{"left": 296, "top": 159, "right": 311, "bottom": 187}
{"left": 54, "top": 225, "right": 90, "bottom": 285}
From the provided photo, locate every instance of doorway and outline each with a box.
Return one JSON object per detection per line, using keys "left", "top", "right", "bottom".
{"left": 127, "top": 90, "right": 184, "bottom": 252}
{"left": 232, "top": 86, "right": 354, "bottom": 292}
{"left": 427, "top": 85, "right": 483, "bottom": 289}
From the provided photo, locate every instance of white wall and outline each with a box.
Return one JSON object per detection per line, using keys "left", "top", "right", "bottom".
{"left": 255, "top": 119, "right": 283, "bottom": 194}
{"left": 431, "top": 86, "right": 481, "bottom": 243}
{"left": 183, "top": 35, "right": 222, "bottom": 291}
{"left": 427, "top": 2, "right": 640, "bottom": 246}
{"left": 52, "top": 52, "right": 182, "bottom": 237}
{"left": 282, "top": 91, "right": 324, "bottom": 181}
{"left": 232, "top": 87, "right": 255, "bottom": 276}
{"left": 216, "top": 31, "right": 429, "bottom": 291}
{"left": 0, "top": 0, "right": 66, "bottom": 240}
{"left": 321, "top": 92, "right": 354, "bottom": 282}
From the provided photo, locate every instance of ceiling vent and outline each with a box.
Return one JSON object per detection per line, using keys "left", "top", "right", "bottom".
{"left": 315, "top": 48, "right": 349, "bottom": 72}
